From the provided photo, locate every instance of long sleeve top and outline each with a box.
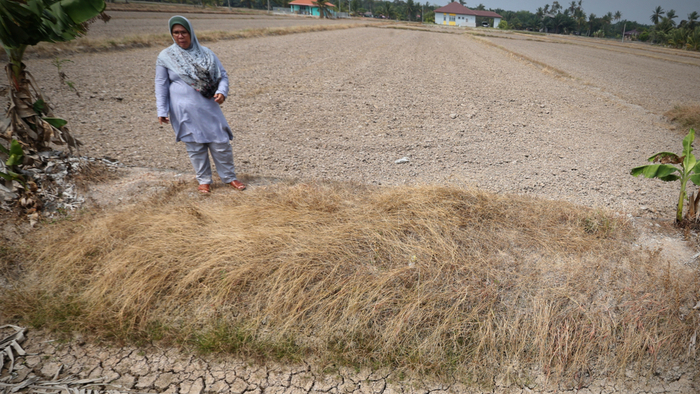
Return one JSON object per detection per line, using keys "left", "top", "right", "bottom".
{"left": 155, "top": 55, "right": 233, "bottom": 143}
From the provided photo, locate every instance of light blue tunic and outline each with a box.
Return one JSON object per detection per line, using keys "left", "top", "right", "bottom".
{"left": 155, "top": 55, "right": 232, "bottom": 143}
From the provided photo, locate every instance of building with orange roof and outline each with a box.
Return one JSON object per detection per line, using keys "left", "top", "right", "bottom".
{"left": 289, "top": 0, "right": 335, "bottom": 17}
{"left": 434, "top": 2, "right": 502, "bottom": 28}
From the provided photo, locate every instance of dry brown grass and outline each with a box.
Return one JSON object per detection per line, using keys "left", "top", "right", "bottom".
{"left": 665, "top": 104, "right": 700, "bottom": 131}
{"left": 2, "top": 181, "right": 698, "bottom": 387}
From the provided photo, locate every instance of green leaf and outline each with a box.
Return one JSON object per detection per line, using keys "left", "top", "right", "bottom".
{"left": 648, "top": 152, "right": 681, "bottom": 162}
{"left": 60, "top": 0, "right": 105, "bottom": 24}
{"left": 0, "top": 169, "right": 23, "bottom": 183}
{"left": 5, "top": 140, "right": 24, "bottom": 167}
{"left": 684, "top": 153, "right": 696, "bottom": 173}
{"left": 0, "top": 0, "right": 105, "bottom": 48}
{"left": 690, "top": 173, "right": 700, "bottom": 186}
{"left": 9, "top": 140, "right": 23, "bottom": 157}
{"left": 33, "top": 98, "right": 46, "bottom": 115}
{"left": 682, "top": 128, "right": 695, "bottom": 158}
{"left": 659, "top": 174, "right": 681, "bottom": 181}
{"left": 631, "top": 164, "right": 679, "bottom": 179}
{"left": 43, "top": 117, "right": 67, "bottom": 129}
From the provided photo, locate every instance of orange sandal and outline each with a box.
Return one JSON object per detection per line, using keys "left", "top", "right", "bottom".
{"left": 198, "top": 184, "right": 211, "bottom": 194}
{"left": 229, "top": 180, "right": 246, "bottom": 191}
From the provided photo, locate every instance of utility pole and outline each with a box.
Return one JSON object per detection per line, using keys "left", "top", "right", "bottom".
{"left": 621, "top": 22, "right": 626, "bottom": 42}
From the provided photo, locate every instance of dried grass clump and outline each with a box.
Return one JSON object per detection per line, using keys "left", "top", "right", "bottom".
{"left": 2, "top": 182, "right": 698, "bottom": 385}
{"left": 665, "top": 104, "right": 700, "bottom": 131}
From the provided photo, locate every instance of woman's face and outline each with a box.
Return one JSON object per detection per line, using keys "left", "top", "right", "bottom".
{"left": 172, "top": 24, "right": 191, "bottom": 49}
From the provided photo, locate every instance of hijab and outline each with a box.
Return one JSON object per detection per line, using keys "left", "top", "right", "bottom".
{"left": 156, "top": 16, "right": 221, "bottom": 99}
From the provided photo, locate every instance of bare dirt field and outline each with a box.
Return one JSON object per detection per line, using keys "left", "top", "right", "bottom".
{"left": 22, "top": 22, "right": 700, "bottom": 218}
{"left": 4, "top": 15, "right": 700, "bottom": 394}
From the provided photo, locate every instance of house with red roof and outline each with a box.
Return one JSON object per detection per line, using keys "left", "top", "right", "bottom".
{"left": 289, "top": 0, "right": 335, "bottom": 17}
{"left": 434, "top": 2, "right": 502, "bottom": 28}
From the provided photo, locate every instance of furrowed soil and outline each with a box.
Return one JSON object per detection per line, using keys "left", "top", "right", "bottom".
{"left": 21, "top": 21, "right": 700, "bottom": 217}
{"left": 3, "top": 11, "right": 700, "bottom": 394}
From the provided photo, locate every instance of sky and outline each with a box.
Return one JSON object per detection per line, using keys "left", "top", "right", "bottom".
{"left": 430, "top": 0, "right": 699, "bottom": 25}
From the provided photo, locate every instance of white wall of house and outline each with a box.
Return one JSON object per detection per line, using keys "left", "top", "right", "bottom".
{"left": 462, "top": 15, "right": 476, "bottom": 27}
{"left": 435, "top": 13, "right": 475, "bottom": 27}
{"left": 494, "top": 17, "right": 501, "bottom": 28}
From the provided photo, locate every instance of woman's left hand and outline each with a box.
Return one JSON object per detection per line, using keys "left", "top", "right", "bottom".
{"left": 214, "top": 94, "right": 225, "bottom": 104}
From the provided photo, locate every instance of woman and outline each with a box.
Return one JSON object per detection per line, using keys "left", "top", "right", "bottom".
{"left": 155, "top": 16, "right": 246, "bottom": 194}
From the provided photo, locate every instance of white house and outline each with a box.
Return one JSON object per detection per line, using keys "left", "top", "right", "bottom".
{"left": 434, "top": 2, "right": 503, "bottom": 28}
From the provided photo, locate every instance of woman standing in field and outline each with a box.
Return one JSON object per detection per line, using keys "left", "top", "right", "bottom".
{"left": 155, "top": 15, "right": 246, "bottom": 194}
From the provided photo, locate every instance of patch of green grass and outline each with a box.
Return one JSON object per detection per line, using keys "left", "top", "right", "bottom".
{"left": 187, "top": 321, "right": 304, "bottom": 363}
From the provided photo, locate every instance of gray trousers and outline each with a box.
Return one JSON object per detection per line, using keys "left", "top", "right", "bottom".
{"left": 184, "top": 141, "right": 237, "bottom": 185}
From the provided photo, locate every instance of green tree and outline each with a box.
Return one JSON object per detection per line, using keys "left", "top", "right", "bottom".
{"left": 688, "top": 11, "right": 699, "bottom": 30}
{"left": 666, "top": 9, "right": 677, "bottom": 27}
{"left": 378, "top": 1, "right": 393, "bottom": 19}
{"left": 602, "top": 12, "right": 612, "bottom": 36}
{"left": 350, "top": 0, "right": 360, "bottom": 14}
{"left": 651, "top": 6, "right": 664, "bottom": 25}
{"left": 613, "top": 10, "right": 621, "bottom": 22}
{"left": 405, "top": 0, "right": 417, "bottom": 21}
{"left": 0, "top": 0, "right": 107, "bottom": 153}
{"left": 687, "top": 26, "right": 700, "bottom": 50}
{"left": 551, "top": 1, "right": 561, "bottom": 14}
{"left": 587, "top": 12, "right": 597, "bottom": 36}
{"left": 576, "top": 12, "right": 586, "bottom": 34}
{"left": 561, "top": 13, "right": 575, "bottom": 33}
{"left": 668, "top": 27, "right": 687, "bottom": 48}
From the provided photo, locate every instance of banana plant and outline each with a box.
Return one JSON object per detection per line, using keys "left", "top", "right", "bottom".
{"left": 631, "top": 128, "right": 700, "bottom": 222}
{"left": 0, "top": 139, "right": 26, "bottom": 186}
{"left": 0, "top": 0, "right": 107, "bottom": 153}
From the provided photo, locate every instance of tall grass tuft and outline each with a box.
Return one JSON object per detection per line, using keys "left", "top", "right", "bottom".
{"left": 2, "top": 181, "right": 698, "bottom": 386}
{"left": 665, "top": 104, "right": 700, "bottom": 131}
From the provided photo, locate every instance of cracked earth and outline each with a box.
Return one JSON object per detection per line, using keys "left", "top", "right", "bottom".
{"left": 0, "top": 328, "right": 694, "bottom": 394}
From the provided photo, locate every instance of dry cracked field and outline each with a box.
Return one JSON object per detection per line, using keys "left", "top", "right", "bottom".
{"left": 4, "top": 11, "right": 700, "bottom": 394}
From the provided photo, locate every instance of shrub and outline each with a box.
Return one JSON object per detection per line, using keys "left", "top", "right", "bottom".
{"left": 498, "top": 19, "right": 508, "bottom": 29}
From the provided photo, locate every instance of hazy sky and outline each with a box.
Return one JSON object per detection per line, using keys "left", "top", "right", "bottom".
{"left": 431, "top": 1, "right": 699, "bottom": 25}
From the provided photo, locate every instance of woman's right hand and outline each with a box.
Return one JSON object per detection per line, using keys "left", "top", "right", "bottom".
{"left": 159, "top": 116, "right": 169, "bottom": 125}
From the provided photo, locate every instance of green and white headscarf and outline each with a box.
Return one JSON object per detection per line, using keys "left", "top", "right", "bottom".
{"left": 156, "top": 16, "right": 221, "bottom": 98}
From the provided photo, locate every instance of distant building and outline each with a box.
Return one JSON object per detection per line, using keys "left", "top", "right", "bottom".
{"left": 434, "top": 2, "right": 502, "bottom": 28}
{"left": 623, "top": 29, "right": 640, "bottom": 40}
{"left": 289, "top": 0, "right": 335, "bottom": 17}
